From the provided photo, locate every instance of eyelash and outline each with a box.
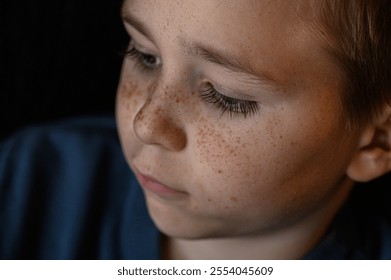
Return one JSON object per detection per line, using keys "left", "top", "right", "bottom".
{"left": 200, "top": 84, "right": 260, "bottom": 118}
{"left": 124, "top": 42, "right": 160, "bottom": 72}
{"left": 123, "top": 40, "right": 259, "bottom": 118}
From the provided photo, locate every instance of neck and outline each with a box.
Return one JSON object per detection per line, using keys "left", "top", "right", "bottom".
{"left": 165, "top": 218, "right": 326, "bottom": 259}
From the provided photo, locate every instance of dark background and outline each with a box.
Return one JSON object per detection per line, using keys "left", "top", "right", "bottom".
{"left": 0, "top": 0, "right": 128, "bottom": 139}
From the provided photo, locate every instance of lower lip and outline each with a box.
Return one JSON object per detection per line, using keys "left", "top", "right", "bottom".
{"left": 136, "top": 172, "right": 183, "bottom": 197}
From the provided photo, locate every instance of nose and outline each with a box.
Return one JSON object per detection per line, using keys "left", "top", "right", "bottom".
{"left": 133, "top": 89, "right": 187, "bottom": 151}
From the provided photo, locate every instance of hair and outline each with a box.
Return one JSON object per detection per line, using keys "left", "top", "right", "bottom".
{"left": 304, "top": 0, "right": 391, "bottom": 128}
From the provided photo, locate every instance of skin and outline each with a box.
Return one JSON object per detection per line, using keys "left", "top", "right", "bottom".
{"left": 116, "top": 0, "right": 368, "bottom": 259}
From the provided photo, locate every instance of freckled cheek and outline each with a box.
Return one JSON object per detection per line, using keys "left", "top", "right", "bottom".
{"left": 193, "top": 121, "right": 279, "bottom": 195}
{"left": 192, "top": 116, "right": 315, "bottom": 211}
{"left": 193, "top": 138, "right": 274, "bottom": 214}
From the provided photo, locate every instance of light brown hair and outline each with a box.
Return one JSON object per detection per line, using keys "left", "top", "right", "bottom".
{"left": 306, "top": 0, "right": 391, "bottom": 128}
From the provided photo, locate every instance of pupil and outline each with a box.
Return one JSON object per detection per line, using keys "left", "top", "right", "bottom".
{"left": 144, "top": 55, "right": 156, "bottom": 65}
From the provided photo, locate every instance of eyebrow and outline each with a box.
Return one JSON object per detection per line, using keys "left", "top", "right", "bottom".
{"left": 122, "top": 9, "right": 284, "bottom": 89}
{"left": 122, "top": 9, "right": 153, "bottom": 39}
{"left": 176, "top": 36, "right": 282, "bottom": 88}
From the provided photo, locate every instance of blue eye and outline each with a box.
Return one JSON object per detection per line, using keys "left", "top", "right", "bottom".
{"left": 200, "top": 83, "right": 260, "bottom": 118}
{"left": 124, "top": 39, "right": 161, "bottom": 71}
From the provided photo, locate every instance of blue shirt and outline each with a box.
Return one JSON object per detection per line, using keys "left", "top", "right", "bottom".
{"left": 1, "top": 117, "right": 390, "bottom": 259}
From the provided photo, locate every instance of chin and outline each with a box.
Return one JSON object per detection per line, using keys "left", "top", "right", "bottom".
{"left": 144, "top": 194, "right": 245, "bottom": 240}
{"left": 151, "top": 215, "right": 207, "bottom": 239}
{"left": 157, "top": 225, "right": 203, "bottom": 240}
{"left": 147, "top": 208, "right": 222, "bottom": 240}
{"left": 151, "top": 212, "right": 244, "bottom": 241}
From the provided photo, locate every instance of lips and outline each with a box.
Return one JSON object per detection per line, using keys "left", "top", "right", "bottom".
{"left": 135, "top": 170, "right": 185, "bottom": 197}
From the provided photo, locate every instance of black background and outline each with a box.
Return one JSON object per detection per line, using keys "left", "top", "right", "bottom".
{"left": 0, "top": 0, "right": 128, "bottom": 139}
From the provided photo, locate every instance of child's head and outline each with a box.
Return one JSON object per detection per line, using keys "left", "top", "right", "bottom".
{"left": 115, "top": 0, "right": 391, "bottom": 256}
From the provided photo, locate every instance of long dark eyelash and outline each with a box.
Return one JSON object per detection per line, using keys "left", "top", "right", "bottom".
{"left": 121, "top": 39, "right": 158, "bottom": 72}
{"left": 200, "top": 84, "right": 260, "bottom": 118}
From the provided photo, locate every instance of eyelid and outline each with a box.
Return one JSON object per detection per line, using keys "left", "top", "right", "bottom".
{"left": 124, "top": 39, "right": 162, "bottom": 71}
{"left": 131, "top": 34, "right": 161, "bottom": 59}
{"left": 200, "top": 82, "right": 260, "bottom": 118}
{"left": 211, "top": 83, "right": 254, "bottom": 101}
{"left": 126, "top": 32, "right": 159, "bottom": 56}
{"left": 203, "top": 78, "right": 260, "bottom": 102}
{"left": 177, "top": 36, "right": 285, "bottom": 92}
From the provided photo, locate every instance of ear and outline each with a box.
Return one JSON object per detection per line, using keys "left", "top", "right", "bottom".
{"left": 347, "top": 107, "right": 391, "bottom": 182}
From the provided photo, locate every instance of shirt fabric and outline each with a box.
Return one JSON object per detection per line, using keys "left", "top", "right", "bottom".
{"left": 0, "top": 116, "right": 390, "bottom": 259}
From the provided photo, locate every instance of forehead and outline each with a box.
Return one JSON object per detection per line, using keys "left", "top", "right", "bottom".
{"left": 123, "top": 0, "right": 304, "bottom": 46}
{"left": 123, "top": 0, "right": 340, "bottom": 90}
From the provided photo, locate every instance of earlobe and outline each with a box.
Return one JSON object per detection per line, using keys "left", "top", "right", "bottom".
{"left": 347, "top": 112, "right": 391, "bottom": 183}
{"left": 347, "top": 146, "right": 391, "bottom": 182}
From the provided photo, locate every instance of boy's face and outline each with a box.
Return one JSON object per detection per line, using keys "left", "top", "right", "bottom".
{"left": 116, "top": 0, "right": 363, "bottom": 239}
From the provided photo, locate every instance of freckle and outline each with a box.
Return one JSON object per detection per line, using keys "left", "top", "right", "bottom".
{"left": 155, "top": 106, "right": 163, "bottom": 116}
{"left": 218, "top": 170, "right": 222, "bottom": 174}
{"left": 208, "top": 198, "right": 212, "bottom": 202}
{"left": 230, "top": 196, "right": 238, "bottom": 202}
{"left": 135, "top": 111, "right": 144, "bottom": 122}
{"left": 290, "top": 141, "right": 296, "bottom": 148}
{"left": 120, "top": 81, "right": 138, "bottom": 97}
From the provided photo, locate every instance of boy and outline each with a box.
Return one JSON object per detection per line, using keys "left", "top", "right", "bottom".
{"left": 1, "top": 0, "right": 390, "bottom": 259}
